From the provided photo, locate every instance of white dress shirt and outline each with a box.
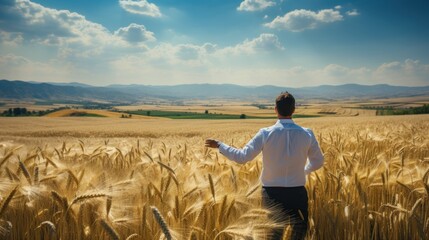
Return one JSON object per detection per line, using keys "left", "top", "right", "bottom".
{"left": 218, "top": 119, "right": 324, "bottom": 187}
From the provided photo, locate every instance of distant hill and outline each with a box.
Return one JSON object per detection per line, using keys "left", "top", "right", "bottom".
{"left": 106, "top": 83, "right": 429, "bottom": 100}
{"left": 0, "top": 80, "right": 135, "bottom": 103}
{"left": 1, "top": 79, "right": 429, "bottom": 103}
{"left": 27, "top": 81, "right": 94, "bottom": 88}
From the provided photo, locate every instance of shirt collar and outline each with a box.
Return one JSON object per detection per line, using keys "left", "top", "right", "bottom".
{"left": 276, "top": 119, "right": 294, "bottom": 124}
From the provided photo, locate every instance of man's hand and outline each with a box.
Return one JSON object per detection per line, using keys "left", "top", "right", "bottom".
{"left": 205, "top": 139, "right": 220, "bottom": 148}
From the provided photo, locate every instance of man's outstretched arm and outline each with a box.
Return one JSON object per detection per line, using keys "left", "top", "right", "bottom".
{"left": 205, "top": 130, "right": 264, "bottom": 164}
{"left": 304, "top": 130, "right": 324, "bottom": 175}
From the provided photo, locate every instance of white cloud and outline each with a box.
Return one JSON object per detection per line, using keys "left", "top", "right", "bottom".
{"left": 317, "top": 64, "right": 371, "bottom": 84}
{"left": 196, "top": 60, "right": 429, "bottom": 87}
{"left": 265, "top": 8, "right": 343, "bottom": 32}
{"left": 376, "top": 61, "right": 401, "bottom": 73}
{"left": 202, "top": 43, "right": 218, "bottom": 54}
{"left": 0, "top": 0, "right": 127, "bottom": 52}
{"left": 175, "top": 45, "right": 203, "bottom": 60}
{"left": 297, "top": 60, "right": 429, "bottom": 86}
{"left": 0, "top": 54, "right": 30, "bottom": 66}
{"left": 0, "top": 54, "right": 78, "bottom": 82}
{"left": 237, "top": 0, "right": 275, "bottom": 12}
{"left": 0, "top": 0, "right": 158, "bottom": 61}
{"left": 114, "top": 23, "right": 156, "bottom": 43}
{"left": 159, "top": 43, "right": 213, "bottom": 58}
{"left": 125, "top": 42, "right": 218, "bottom": 70}
{"left": 119, "top": 0, "right": 161, "bottom": 17}
{"left": 199, "top": 65, "right": 362, "bottom": 87}
{"left": 170, "top": 43, "right": 218, "bottom": 61}
{"left": 141, "top": 34, "right": 283, "bottom": 66}
{"left": 0, "top": 31, "right": 23, "bottom": 46}
{"left": 108, "top": 34, "right": 285, "bottom": 83}
{"left": 220, "top": 33, "right": 284, "bottom": 55}
{"left": 346, "top": 9, "right": 360, "bottom": 16}
{"left": 373, "top": 59, "right": 429, "bottom": 85}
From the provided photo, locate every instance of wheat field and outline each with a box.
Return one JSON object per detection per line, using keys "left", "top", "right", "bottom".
{"left": 0, "top": 115, "right": 428, "bottom": 239}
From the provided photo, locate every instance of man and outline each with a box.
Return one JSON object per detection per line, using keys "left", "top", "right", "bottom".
{"left": 205, "top": 92, "right": 324, "bottom": 240}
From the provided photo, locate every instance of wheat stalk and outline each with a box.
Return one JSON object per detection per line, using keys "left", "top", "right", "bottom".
{"left": 245, "top": 184, "right": 259, "bottom": 197}
{"left": 51, "top": 191, "right": 69, "bottom": 212}
{"left": 125, "top": 233, "right": 139, "bottom": 240}
{"left": 70, "top": 193, "right": 107, "bottom": 206}
{"left": 100, "top": 219, "right": 120, "bottom": 240}
{"left": 33, "top": 166, "right": 39, "bottom": 185}
{"left": 18, "top": 160, "right": 32, "bottom": 185}
{"left": 35, "top": 221, "right": 56, "bottom": 236}
{"left": 106, "top": 195, "right": 112, "bottom": 219}
{"left": 151, "top": 206, "right": 172, "bottom": 240}
{"left": 0, "top": 186, "right": 18, "bottom": 218}
{"left": 208, "top": 174, "right": 216, "bottom": 202}
{"left": 0, "top": 151, "right": 14, "bottom": 169}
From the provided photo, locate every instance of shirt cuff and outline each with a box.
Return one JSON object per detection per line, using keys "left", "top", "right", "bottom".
{"left": 218, "top": 142, "right": 228, "bottom": 155}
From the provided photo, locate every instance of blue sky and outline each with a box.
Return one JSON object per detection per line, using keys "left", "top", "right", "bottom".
{"left": 0, "top": 0, "right": 428, "bottom": 86}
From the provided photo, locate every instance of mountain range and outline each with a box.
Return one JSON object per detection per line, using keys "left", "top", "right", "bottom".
{"left": 1, "top": 79, "right": 429, "bottom": 103}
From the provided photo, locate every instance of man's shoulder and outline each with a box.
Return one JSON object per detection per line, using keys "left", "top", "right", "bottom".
{"left": 296, "top": 125, "right": 314, "bottom": 134}
{"left": 259, "top": 121, "right": 314, "bottom": 132}
{"left": 260, "top": 122, "right": 310, "bottom": 132}
{"left": 299, "top": 125, "right": 312, "bottom": 132}
{"left": 283, "top": 123, "right": 314, "bottom": 136}
{"left": 261, "top": 123, "right": 281, "bottom": 132}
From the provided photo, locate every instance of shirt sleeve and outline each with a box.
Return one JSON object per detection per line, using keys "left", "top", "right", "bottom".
{"left": 304, "top": 130, "right": 324, "bottom": 175}
{"left": 218, "top": 129, "right": 264, "bottom": 164}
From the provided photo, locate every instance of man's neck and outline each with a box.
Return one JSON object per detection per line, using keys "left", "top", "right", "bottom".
{"left": 278, "top": 116, "right": 292, "bottom": 119}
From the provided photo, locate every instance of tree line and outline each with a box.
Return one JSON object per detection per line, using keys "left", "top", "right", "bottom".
{"left": 376, "top": 104, "right": 429, "bottom": 115}
{"left": 1, "top": 107, "right": 68, "bottom": 116}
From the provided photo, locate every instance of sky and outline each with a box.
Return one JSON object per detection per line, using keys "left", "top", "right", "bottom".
{"left": 0, "top": 0, "right": 428, "bottom": 87}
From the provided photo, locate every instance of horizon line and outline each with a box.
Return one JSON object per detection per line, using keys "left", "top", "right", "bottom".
{"left": 1, "top": 79, "right": 429, "bottom": 89}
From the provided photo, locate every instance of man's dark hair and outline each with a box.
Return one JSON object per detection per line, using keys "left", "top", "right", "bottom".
{"left": 275, "top": 92, "right": 295, "bottom": 116}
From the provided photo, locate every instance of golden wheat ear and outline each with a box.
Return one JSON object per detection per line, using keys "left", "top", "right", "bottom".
{"left": 0, "top": 186, "right": 18, "bottom": 218}
{"left": 35, "top": 221, "right": 56, "bottom": 236}
{"left": 151, "top": 206, "right": 172, "bottom": 240}
{"left": 100, "top": 219, "right": 120, "bottom": 240}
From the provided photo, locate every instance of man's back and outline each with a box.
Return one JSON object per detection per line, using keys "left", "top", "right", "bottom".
{"left": 261, "top": 119, "right": 318, "bottom": 187}
{"left": 218, "top": 119, "right": 324, "bottom": 187}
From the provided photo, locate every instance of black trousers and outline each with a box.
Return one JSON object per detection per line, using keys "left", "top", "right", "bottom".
{"left": 262, "top": 186, "right": 308, "bottom": 240}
